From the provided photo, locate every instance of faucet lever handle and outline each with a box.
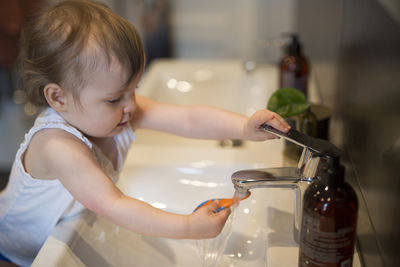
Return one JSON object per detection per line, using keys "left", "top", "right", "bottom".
{"left": 260, "top": 123, "right": 341, "bottom": 159}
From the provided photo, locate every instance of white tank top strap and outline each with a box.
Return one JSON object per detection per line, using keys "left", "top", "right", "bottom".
{"left": 13, "top": 108, "right": 93, "bottom": 186}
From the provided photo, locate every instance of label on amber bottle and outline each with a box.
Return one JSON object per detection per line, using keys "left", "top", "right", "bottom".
{"left": 300, "top": 213, "right": 355, "bottom": 267}
{"left": 281, "top": 71, "right": 308, "bottom": 96}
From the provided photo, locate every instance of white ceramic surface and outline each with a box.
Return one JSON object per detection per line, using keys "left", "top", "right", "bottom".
{"left": 33, "top": 60, "right": 360, "bottom": 267}
{"left": 138, "top": 59, "right": 276, "bottom": 115}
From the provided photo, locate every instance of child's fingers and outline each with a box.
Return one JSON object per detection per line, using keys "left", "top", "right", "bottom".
{"left": 195, "top": 200, "right": 220, "bottom": 214}
{"left": 266, "top": 112, "right": 290, "bottom": 132}
{"left": 251, "top": 110, "right": 290, "bottom": 133}
{"left": 216, "top": 206, "right": 231, "bottom": 218}
{"left": 189, "top": 201, "right": 232, "bottom": 238}
{"left": 259, "top": 114, "right": 289, "bottom": 134}
{"left": 211, "top": 205, "right": 231, "bottom": 230}
{"left": 274, "top": 113, "right": 291, "bottom": 130}
{"left": 205, "top": 200, "right": 219, "bottom": 213}
{"left": 201, "top": 200, "right": 232, "bottom": 216}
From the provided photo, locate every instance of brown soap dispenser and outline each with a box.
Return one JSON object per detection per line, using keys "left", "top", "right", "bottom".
{"left": 279, "top": 34, "right": 309, "bottom": 97}
{"left": 298, "top": 158, "right": 358, "bottom": 267}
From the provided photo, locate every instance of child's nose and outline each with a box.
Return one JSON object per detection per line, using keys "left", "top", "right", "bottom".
{"left": 123, "top": 98, "right": 135, "bottom": 114}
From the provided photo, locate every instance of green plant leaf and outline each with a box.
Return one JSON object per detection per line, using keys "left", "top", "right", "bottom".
{"left": 267, "top": 88, "right": 310, "bottom": 117}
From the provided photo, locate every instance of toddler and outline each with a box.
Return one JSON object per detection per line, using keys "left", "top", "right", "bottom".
{"left": 0, "top": 1, "right": 290, "bottom": 266}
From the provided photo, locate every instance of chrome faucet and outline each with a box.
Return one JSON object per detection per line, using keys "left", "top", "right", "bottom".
{"left": 231, "top": 123, "right": 341, "bottom": 243}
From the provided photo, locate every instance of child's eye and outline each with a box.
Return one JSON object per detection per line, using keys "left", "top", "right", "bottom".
{"left": 107, "top": 97, "right": 121, "bottom": 104}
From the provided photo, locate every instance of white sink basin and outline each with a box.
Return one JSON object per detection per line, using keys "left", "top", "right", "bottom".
{"left": 33, "top": 139, "right": 298, "bottom": 267}
{"left": 32, "top": 60, "right": 360, "bottom": 267}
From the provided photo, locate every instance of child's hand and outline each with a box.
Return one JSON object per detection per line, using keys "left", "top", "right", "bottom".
{"left": 244, "top": 109, "right": 291, "bottom": 141}
{"left": 187, "top": 200, "right": 231, "bottom": 239}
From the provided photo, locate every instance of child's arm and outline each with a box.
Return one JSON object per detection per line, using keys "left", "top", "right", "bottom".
{"left": 26, "top": 129, "right": 230, "bottom": 239}
{"left": 132, "top": 95, "right": 290, "bottom": 139}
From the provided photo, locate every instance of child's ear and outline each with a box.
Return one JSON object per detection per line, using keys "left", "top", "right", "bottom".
{"left": 43, "top": 83, "right": 68, "bottom": 111}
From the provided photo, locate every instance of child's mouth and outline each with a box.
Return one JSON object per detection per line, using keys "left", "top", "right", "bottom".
{"left": 118, "top": 121, "right": 127, "bottom": 127}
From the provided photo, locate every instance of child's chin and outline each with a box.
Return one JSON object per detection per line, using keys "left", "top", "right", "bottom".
{"left": 112, "top": 124, "right": 126, "bottom": 134}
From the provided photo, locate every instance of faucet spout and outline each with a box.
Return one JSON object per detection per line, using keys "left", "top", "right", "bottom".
{"left": 231, "top": 167, "right": 313, "bottom": 193}
{"left": 231, "top": 166, "right": 316, "bottom": 244}
{"left": 231, "top": 124, "right": 342, "bottom": 243}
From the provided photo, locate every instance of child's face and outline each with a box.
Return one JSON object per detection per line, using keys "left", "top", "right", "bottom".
{"left": 62, "top": 59, "right": 141, "bottom": 138}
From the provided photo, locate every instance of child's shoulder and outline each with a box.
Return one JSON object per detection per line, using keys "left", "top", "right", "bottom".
{"left": 31, "top": 127, "right": 86, "bottom": 146}
{"left": 31, "top": 108, "right": 93, "bottom": 149}
{"left": 24, "top": 128, "right": 93, "bottom": 180}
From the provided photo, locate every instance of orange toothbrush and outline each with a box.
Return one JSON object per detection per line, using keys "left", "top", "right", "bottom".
{"left": 193, "top": 191, "right": 251, "bottom": 212}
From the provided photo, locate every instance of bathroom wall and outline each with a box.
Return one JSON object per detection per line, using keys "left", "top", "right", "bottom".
{"left": 297, "top": 0, "right": 400, "bottom": 266}
{"left": 109, "top": 0, "right": 298, "bottom": 62}
{"left": 168, "top": 0, "right": 297, "bottom": 62}
{"left": 99, "top": 0, "right": 298, "bottom": 62}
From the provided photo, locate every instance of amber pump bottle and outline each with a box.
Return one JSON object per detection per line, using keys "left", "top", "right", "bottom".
{"left": 279, "top": 34, "right": 309, "bottom": 97}
{"left": 298, "top": 158, "right": 358, "bottom": 267}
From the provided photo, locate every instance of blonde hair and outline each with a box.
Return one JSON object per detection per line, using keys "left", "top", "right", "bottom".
{"left": 19, "top": 0, "right": 145, "bottom": 106}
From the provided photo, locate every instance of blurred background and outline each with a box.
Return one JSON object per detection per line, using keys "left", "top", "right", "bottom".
{"left": 0, "top": 0, "right": 399, "bottom": 266}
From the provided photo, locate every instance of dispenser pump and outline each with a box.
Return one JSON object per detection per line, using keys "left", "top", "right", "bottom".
{"left": 287, "top": 34, "right": 302, "bottom": 55}
{"left": 319, "top": 156, "right": 345, "bottom": 187}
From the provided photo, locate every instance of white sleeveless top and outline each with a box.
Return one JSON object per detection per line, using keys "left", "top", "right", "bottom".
{"left": 0, "top": 108, "right": 135, "bottom": 266}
